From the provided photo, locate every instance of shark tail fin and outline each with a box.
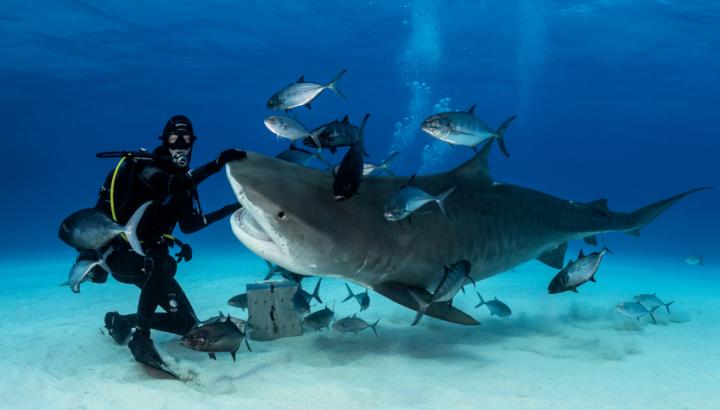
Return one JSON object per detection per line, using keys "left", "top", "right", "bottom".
{"left": 123, "top": 201, "right": 152, "bottom": 256}
{"left": 624, "top": 187, "right": 710, "bottom": 237}
{"left": 342, "top": 283, "right": 355, "bottom": 303}
{"left": 312, "top": 278, "right": 323, "bottom": 304}
{"left": 409, "top": 290, "right": 429, "bottom": 326}
{"left": 665, "top": 301, "right": 675, "bottom": 314}
{"left": 326, "top": 69, "right": 347, "bottom": 99}
{"left": 435, "top": 186, "right": 458, "bottom": 217}
{"left": 493, "top": 115, "right": 517, "bottom": 158}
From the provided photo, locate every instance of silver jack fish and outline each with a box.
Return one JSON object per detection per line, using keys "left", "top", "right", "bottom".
{"left": 411, "top": 260, "right": 473, "bottom": 325}
{"left": 633, "top": 294, "right": 675, "bottom": 314}
{"left": 304, "top": 114, "right": 370, "bottom": 157}
{"left": 343, "top": 284, "right": 370, "bottom": 311}
{"left": 303, "top": 304, "right": 335, "bottom": 332}
{"left": 227, "top": 293, "right": 248, "bottom": 310}
{"left": 181, "top": 313, "right": 251, "bottom": 361}
{"left": 332, "top": 314, "right": 379, "bottom": 336}
{"left": 264, "top": 115, "right": 322, "bottom": 150}
{"left": 61, "top": 247, "right": 113, "bottom": 293}
{"left": 616, "top": 302, "right": 660, "bottom": 324}
{"left": 267, "top": 70, "right": 346, "bottom": 111}
{"left": 384, "top": 174, "right": 456, "bottom": 222}
{"left": 58, "top": 201, "right": 151, "bottom": 256}
{"left": 474, "top": 293, "right": 512, "bottom": 317}
{"left": 421, "top": 105, "right": 516, "bottom": 157}
{"left": 547, "top": 247, "right": 612, "bottom": 294}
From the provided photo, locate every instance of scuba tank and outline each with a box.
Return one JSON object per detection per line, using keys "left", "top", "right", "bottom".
{"left": 95, "top": 149, "right": 192, "bottom": 263}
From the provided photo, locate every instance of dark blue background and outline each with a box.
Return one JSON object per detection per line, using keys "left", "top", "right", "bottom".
{"left": 1, "top": 1, "right": 717, "bottom": 263}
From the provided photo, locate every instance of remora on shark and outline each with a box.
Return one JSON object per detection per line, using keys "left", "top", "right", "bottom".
{"left": 226, "top": 141, "right": 708, "bottom": 325}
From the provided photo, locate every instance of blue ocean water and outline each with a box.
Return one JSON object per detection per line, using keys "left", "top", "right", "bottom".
{"left": 0, "top": 1, "right": 718, "bottom": 407}
{"left": 1, "top": 0, "right": 717, "bottom": 262}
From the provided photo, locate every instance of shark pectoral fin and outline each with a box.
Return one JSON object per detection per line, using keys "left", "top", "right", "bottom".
{"left": 373, "top": 281, "right": 480, "bottom": 326}
{"left": 537, "top": 242, "right": 568, "bottom": 269}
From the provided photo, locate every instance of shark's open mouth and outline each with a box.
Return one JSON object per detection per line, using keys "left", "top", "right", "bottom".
{"left": 228, "top": 169, "right": 288, "bottom": 263}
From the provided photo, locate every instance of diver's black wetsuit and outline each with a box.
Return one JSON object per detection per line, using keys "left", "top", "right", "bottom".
{"left": 95, "top": 146, "right": 240, "bottom": 336}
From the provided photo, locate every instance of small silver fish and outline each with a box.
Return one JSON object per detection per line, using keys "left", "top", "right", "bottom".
{"left": 264, "top": 115, "right": 322, "bottom": 149}
{"left": 384, "top": 174, "right": 457, "bottom": 222}
{"left": 58, "top": 201, "right": 151, "bottom": 256}
{"left": 332, "top": 314, "right": 379, "bottom": 336}
{"left": 475, "top": 293, "right": 512, "bottom": 317}
{"left": 303, "top": 305, "right": 335, "bottom": 332}
{"left": 684, "top": 255, "right": 704, "bottom": 266}
{"left": 267, "top": 70, "right": 346, "bottom": 111}
{"left": 181, "top": 314, "right": 251, "bottom": 361}
{"left": 411, "top": 260, "right": 473, "bottom": 325}
{"left": 547, "top": 248, "right": 611, "bottom": 294}
{"left": 421, "top": 104, "right": 516, "bottom": 157}
{"left": 303, "top": 114, "right": 370, "bottom": 157}
{"left": 61, "top": 246, "right": 113, "bottom": 293}
{"left": 227, "top": 293, "right": 248, "bottom": 310}
{"left": 616, "top": 301, "right": 660, "bottom": 324}
{"left": 633, "top": 294, "right": 674, "bottom": 314}
{"left": 342, "top": 284, "right": 370, "bottom": 311}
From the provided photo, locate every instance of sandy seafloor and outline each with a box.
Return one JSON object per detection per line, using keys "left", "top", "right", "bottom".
{"left": 0, "top": 248, "right": 717, "bottom": 410}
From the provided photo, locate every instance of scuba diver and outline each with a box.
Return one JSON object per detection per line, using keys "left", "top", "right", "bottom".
{"left": 76, "top": 115, "right": 246, "bottom": 375}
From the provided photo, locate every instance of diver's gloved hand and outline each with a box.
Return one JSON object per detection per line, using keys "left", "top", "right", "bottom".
{"left": 175, "top": 243, "right": 193, "bottom": 263}
{"left": 216, "top": 149, "right": 247, "bottom": 167}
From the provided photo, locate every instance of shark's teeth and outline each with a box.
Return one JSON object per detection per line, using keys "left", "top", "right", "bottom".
{"left": 237, "top": 208, "right": 271, "bottom": 242}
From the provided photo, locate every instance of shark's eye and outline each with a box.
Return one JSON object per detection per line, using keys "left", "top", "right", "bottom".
{"left": 277, "top": 211, "right": 287, "bottom": 220}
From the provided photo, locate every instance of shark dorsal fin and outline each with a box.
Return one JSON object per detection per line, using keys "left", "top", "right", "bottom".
{"left": 342, "top": 115, "right": 349, "bottom": 123}
{"left": 450, "top": 139, "right": 493, "bottom": 184}
{"left": 468, "top": 104, "right": 476, "bottom": 114}
{"left": 296, "top": 75, "right": 305, "bottom": 83}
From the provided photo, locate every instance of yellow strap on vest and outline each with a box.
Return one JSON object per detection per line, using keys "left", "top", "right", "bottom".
{"left": 109, "top": 156, "right": 126, "bottom": 223}
{"left": 109, "top": 156, "right": 176, "bottom": 246}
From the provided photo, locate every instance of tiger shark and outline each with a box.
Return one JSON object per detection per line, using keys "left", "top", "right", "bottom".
{"left": 226, "top": 142, "right": 707, "bottom": 325}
